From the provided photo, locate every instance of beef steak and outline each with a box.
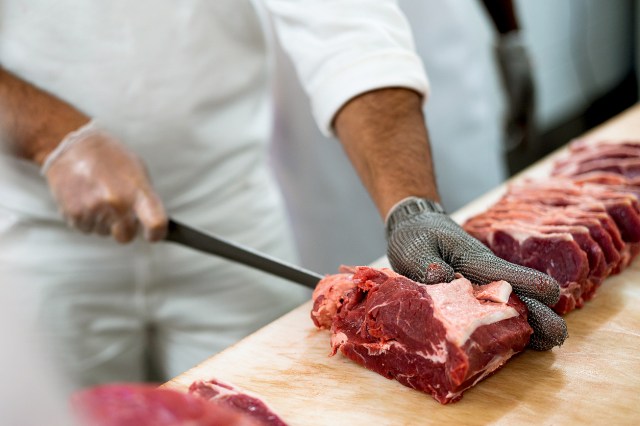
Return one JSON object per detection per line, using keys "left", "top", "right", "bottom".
{"left": 312, "top": 267, "right": 532, "bottom": 404}
{"left": 189, "top": 379, "right": 287, "bottom": 426}
{"left": 72, "top": 383, "right": 259, "bottom": 426}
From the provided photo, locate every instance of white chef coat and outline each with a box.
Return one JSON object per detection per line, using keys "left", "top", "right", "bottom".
{"left": 0, "top": 0, "right": 428, "bottom": 385}
{"left": 0, "top": 266, "right": 76, "bottom": 426}
{"left": 270, "top": 0, "right": 506, "bottom": 273}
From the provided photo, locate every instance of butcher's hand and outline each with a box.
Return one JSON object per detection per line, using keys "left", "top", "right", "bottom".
{"left": 496, "top": 31, "right": 535, "bottom": 153}
{"left": 385, "top": 197, "right": 567, "bottom": 351}
{"left": 42, "top": 120, "right": 168, "bottom": 243}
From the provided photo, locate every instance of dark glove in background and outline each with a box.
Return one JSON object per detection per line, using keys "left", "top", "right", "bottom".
{"left": 496, "top": 31, "right": 536, "bottom": 154}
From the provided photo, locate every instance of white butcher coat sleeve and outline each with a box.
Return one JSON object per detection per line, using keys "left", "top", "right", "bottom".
{"left": 261, "top": 0, "right": 430, "bottom": 136}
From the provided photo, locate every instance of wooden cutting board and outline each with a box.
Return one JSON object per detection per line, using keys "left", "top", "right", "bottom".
{"left": 164, "top": 105, "right": 640, "bottom": 425}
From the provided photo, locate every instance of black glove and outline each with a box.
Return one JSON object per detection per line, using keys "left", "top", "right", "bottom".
{"left": 385, "top": 197, "right": 567, "bottom": 351}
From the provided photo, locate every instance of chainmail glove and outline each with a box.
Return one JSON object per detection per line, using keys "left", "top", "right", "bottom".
{"left": 386, "top": 197, "right": 567, "bottom": 351}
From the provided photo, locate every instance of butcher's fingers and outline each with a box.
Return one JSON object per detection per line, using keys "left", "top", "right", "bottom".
{"left": 43, "top": 119, "right": 168, "bottom": 244}
{"left": 385, "top": 196, "right": 561, "bottom": 303}
{"left": 518, "top": 296, "right": 568, "bottom": 350}
{"left": 455, "top": 253, "right": 561, "bottom": 307}
{"left": 385, "top": 197, "right": 568, "bottom": 350}
{"left": 387, "top": 232, "right": 456, "bottom": 284}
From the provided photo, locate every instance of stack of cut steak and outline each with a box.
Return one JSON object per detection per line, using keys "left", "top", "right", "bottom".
{"left": 553, "top": 139, "right": 640, "bottom": 182}
{"left": 463, "top": 139, "right": 640, "bottom": 314}
{"left": 311, "top": 266, "right": 532, "bottom": 404}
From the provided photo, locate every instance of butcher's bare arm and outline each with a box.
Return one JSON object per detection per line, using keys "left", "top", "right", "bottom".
{"left": 333, "top": 88, "right": 440, "bottom": 218}
{"left": 0, "top": 66, "right": 90, "bottom": 165}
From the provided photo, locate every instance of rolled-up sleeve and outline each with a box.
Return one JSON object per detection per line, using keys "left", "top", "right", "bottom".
{"left": 262, "top": 0, "right": 430, "bottom": 136}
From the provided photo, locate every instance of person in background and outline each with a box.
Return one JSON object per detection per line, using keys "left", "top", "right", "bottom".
{"left": 0, "top": 0, "right": 564, "bottom": 389}
{"left": 482, "top": 0, "right": 536, "bottom": 169}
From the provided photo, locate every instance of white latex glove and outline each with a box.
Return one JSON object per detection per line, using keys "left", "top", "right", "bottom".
{"left": 42, "top": 120, "right": 167, "bottom": 243}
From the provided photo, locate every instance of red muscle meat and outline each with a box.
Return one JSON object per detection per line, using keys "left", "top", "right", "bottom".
{"left": 463, "top": 139, "right": 640, "bottom": 314}
{"left": 464, "top": 220, "right": 592, "bottom": 313}
{"left": 312, "top": 267, "right": 532, "bottom": 404}
{"left": 503, "top": 179, "right": 640, "bottom": 243}
{"left": 472, "top": 202, "right": 624, "bottom": 274}
{"left": 554, "top": 139, "right": 640, "bottom": 181}
{"left": 72, "top": 383, "right": 259, "bottom": 426}
{"left": 189, "top": 379, "right": 287, "bottom": 426}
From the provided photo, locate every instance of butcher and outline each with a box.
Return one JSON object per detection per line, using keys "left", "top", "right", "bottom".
{"left": 0, "top": 0, "right": 567, "bottom": 388}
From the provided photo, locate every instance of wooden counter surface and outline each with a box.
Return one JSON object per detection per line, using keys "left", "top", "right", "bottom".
{"left": 164, "top": 105, "right": 640, "bottom": 425}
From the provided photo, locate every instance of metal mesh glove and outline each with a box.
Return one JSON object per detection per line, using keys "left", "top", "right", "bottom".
{"left": 386, "top": 197, "right": 567, "bottom": 351}
{"left": 42, "top": 120, "right": 167, "bottom": 243}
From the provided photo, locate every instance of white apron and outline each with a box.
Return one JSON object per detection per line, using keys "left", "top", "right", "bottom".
{"left": 0, "top": 0, "right": 427, "bottom": 385}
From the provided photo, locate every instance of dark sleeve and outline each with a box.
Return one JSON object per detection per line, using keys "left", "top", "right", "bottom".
{"left": 480, "top": 0, "right": 520, "bottom": 34}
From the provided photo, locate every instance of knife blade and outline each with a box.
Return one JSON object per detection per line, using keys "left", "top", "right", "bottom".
{"left": 165, "top": 219, "right": 323, "bottom": 289}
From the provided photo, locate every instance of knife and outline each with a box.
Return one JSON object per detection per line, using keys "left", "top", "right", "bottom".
{"left": 165, "top": 219, "right": 323, "bottom": 289}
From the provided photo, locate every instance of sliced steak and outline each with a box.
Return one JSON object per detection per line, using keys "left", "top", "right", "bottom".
{"left": 474, "top": 203, "right": 622, "bottom": 275}
{"left": 189, "top": 379, "right": 287, "bottom": 426}
{"left": 464, "top": 220, "right": 590, "bottom": 313}
{"left": 554, "top": 140, "right": 640, "bottom": 178}
{"left": 504, "top": 181, "right": 640, "bottom": 243}
{"left": 72, "top": 383, "right": 259, "bottom": 426}
{"left": 462, "top": 140, "right": 640, "bottom": 317}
